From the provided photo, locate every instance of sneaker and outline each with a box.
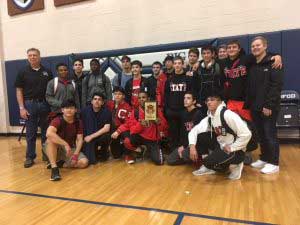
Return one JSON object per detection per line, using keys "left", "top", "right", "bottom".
{"left": 24, "top": 158, "right": 34, "bottom": 168}
{"left": 228, "top": 162, "right": 244, "bottom": 180}
{"left": 50, "top": 167, "right": 61, "bottom": 181}
{"left": 251, "top": 159, "right": 267, "bottom": 169}
{"left": 125, "top": 155, "right": 135, "bottom": 164}
{"left": 192, "top": 165, "right": 216, "bottom": 176}
{"left": 260, "top": 163, "right": 279, "bottom": 174}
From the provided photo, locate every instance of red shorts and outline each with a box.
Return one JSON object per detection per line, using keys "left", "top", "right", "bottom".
{"left": 227, "top": 100, "right": 252, "bottom": 121}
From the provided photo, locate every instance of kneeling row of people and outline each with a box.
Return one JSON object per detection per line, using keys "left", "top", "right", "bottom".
{"left": 46, "top": 87, "right": 252, "bottom": 181}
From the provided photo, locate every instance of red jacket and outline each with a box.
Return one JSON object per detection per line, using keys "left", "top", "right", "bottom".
{"left": 156, "top": 72, "right": 168, "bottom": 108}
{"left": 106, "top": 100, "right": 132, "bottom": 129}
{"left": 117, "top": 106, "right": 168, "bottom": 141}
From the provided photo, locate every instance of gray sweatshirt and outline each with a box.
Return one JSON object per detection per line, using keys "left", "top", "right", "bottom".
{"left": 82, "top": 72, "right": 112, "bottom": 106}
{"left": 46, "top": 78, "right": 80, "bottom": 112}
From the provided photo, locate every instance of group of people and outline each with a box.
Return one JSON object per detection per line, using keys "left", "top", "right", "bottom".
{"left": 14, "top": 35, "right": 284, "bottom": 181}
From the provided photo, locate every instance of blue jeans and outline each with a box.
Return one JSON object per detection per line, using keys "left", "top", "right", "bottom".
{"left": 251, "top": 110, "right": 280, "bottom": 165}
{"left": 24, "top": 100, "right": 50, "bottom": 160}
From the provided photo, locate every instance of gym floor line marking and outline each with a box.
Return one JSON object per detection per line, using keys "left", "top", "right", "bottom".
{"left": 0, "top": 189, "right": 276, "bottom": 225}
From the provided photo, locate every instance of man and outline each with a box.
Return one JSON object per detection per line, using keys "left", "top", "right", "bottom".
{"left": 114, "top": 91, "right": 168, "bottom": 164}
{"left": 107, "top": 87, "right": 131, "bottom": 159}
{"left": 15, "top": 48, "right": 53, "bottom": 168}
{"left": 163, "top": 55, "right": 174, "bottom": 78}
{"left": 245, "top": 36, "right": 284, "bottom": 174}
{"left": 147, "top": 61, "right": 166, "bottom": 102}
{"left": 46, "top": 100, "right": 88, "bottom": 181}
{"left": 189, "top": 92, "right": 252, "bottom": 180}
{"left": 193, "top": 45, "right": 222, "bottom": 114}
{"left": 124, "top": 60, "right": 148, "bottom": 108}
{"left": 217, "top": 45, "right": 228, "bottom": 60}
{"left": 164, "top": 56, "right": 193, "bottom": 149}
{"left": 70, "top": 58, "right": 86, "bottom": 108}
{"left": 82, "top": 58, "right": 112, "bottom": 106}
{"left": 167, "top": 92, "right": 205, "bottom": 165}
{"left": 46, "top": 63, "right": 80, "bottom": 113}
{"left": 185, "top": 47, "right": 200, "bottom": 77}
{"left": 81, "top": 93, "right": 111, "bottom": 164}
{"left": 112, "top": 55, "right": 132, "bottom": 89}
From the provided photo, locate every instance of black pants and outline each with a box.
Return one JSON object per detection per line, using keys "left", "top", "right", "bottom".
{"left": 167, "top": 132, "right": 211, "bottom": 165}
{"left": 165, "top": 108, "right": 182, "bottom": 149}
{"left": 83, "top": 133, "right": 111, "bottom": 164}
{"left": 251, "top": 110, "right": 280, "bottom": 165}
{"left": 124, "top": 133, "right": 164, "bottom": 165}
{"left": 168, "top": 132, "right": 245, "bottom": 172}
{"left": 110, "top": 132, "right": 126, "bottom": 159}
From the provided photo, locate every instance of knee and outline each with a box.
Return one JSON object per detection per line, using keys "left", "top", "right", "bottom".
{"left": 77, "top": 158, "right": 89, "bottom": 168}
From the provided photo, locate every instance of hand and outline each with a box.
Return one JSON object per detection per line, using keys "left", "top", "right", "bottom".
{"left": 271, "top": 55, "right": 282, "bottom": 69}
{"left": 159, "top": 132, "right": 165, "bottom": 138}
{"left": 189, "top": 145, "right": 198, "bottom": 162}
{"left": 111, "top": 131, "right": 120, "bottom": 139}
{"left": 196, "top": 103, "right": 202, "bottom": 108}
{"left": 84, "top": 135, "right": 93, "bottom": 143}
{"left": 64, "top": 145, "right": 72, "bottom": 157}
{"left": 20, "top": 108, "right": 30, "bottom": 120}
{"left": 223, "top": 145, "right": 231, "bottom": 154}
{"left": 186, "top": 71, "right": 193, "bottom": 77}
{"left": 70, "top": 153, "right": 78, "bottom": 167}
{"left": 193, "top": 62, "right": 199, "bottom": 71}
{"left": 155, "top": 118, "right": 161, "bottom": 124}
{"left": 140, "top": 120, "right": 149, "bottom": 127}
{"left": 178, "top": 146, "right": 184, "bottom": 158}
{"left": 262, "top": 107, "right": 272, "bottom": 117}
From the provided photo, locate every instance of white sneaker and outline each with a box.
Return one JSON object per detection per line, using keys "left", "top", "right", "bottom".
{"left": 251, "top": 160, "right": 267, "bottom": 169}
{"left": 228, "top": 162, "right": 244, "bottom": 180}
{"left": 192, "top": 165, "right": 216, "bottom": 176}
{"left": 260, "top": 163, "right": 279, "bottom": 174}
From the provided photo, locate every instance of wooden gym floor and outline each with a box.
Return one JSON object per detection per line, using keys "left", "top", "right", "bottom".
{"left": 0, "top": 137, "right": 299, "bottom": 225}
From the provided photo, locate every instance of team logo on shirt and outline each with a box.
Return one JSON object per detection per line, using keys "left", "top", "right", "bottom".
{"left": 117, "top": 109, "right": 128, "bottom": 120}
{"left": 224, "top": 66, "right": 247, "bottom": 78}
{"left": 12, "top": 0, "right": 34, "bottom": 10}
{"left": 170, "top": 83, "right": 187, "bottom": 92}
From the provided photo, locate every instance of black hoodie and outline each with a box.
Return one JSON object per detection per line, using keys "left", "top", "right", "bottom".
{"left": 245, "top": 55, "right": 284, "bottom": 112}
{"left": 179, "top": 107, "right": 205, "bottom": 147}
{"left": 164, "top": 72, "right": 192, "bottom": 110}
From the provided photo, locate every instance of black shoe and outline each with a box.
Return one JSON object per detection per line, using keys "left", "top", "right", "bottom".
{"left": 24, "top": 159, "right": 34, "bottom": 168}
{"left": 50, "top": 167, "right": 61, "bottom": 181}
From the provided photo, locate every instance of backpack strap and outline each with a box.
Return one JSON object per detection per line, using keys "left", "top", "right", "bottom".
{"left": 220, "top": 107, "right": 236, "bottom": 138}
{"left": 54, "top": 77, "right": 58, "bottom": 94}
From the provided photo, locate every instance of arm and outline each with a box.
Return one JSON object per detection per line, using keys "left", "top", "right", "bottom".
{"left": 84, "top": 124, "right": 111, "bottom": 143}
{"left": 224, "top": 111, "right": 252, "bottom": 152}
{"left": 74, "top": 134, "right": 84, "bottom": 155}
{"left": 45, "top": 80, "right": 62, "bottom": 110}
{"left": 264, "top": 67, "right": 284, "bottom": 112}
{"left": 81, "top": 76, "right": 88, "bottom": 107}
{"left": 16, "top": 88, "right": 29, "bottom": 120}
{"left": 188, "top": 117, "right": 209, "bottom": 145}
{"left": 105, "top": 76, "right": 113, "bottom": 100}
{"left": 46, "top": 126, "right": 70, "bottom": 147}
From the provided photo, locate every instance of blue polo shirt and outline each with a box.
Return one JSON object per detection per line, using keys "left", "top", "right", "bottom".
{"left": 81, "top": 105, "right": 112, "bottom": 136}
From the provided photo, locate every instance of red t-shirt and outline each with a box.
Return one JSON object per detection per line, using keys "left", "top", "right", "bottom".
{"left": 131, "top": 78, "right": 141, "bottom": 108}
{"left": 50, "top": 117, "right": 83, "bottom": 147}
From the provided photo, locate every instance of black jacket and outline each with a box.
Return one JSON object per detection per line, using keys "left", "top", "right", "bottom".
{"left": 245, "top": 55, "right": 284, "bottom": 112}
{"left": 124, "top": 76, "right": 148, "bottom": 105}
{"left": 193, "top": 60, "right": 222, "bottom": 105}
{"left": 146, "top": 75, "right": 158, "bottom": 101}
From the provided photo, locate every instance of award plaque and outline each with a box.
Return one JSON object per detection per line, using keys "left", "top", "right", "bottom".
{"left": 144, "top": 101, "right": 157, "bottom": 121}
